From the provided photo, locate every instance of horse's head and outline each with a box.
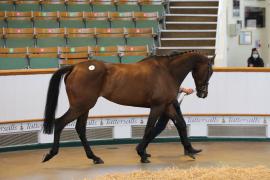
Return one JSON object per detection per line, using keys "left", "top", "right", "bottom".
{"left": 192, "top": 54, "right": 215, "bottom": 98}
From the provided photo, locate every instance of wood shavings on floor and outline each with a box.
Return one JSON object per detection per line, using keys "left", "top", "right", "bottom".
{"left": 93, "top": 166, "right": 270, "bottom": 180}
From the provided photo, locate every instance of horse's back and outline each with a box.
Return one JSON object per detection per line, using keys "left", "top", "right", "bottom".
{"left": 100, "top": 58, "right": 177, "bottom": 107}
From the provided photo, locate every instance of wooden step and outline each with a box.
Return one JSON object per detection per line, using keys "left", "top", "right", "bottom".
{"left": 165, "top": 14, "right": 217, "bottom": 22}
{"left": 156, "top": 46, "right": 215, "bottom": 56}
{"left": 165, "top": 22, "right": 217, "bottom": 30}
{"left": 160, "top": 38, "right": 216, "bottom": 46}
{"left": 161, "top": 30, "right": 216, "bottom": 38}
{"left": 169, "top": 7, "right": 218, "bottom": 14}
{"left": 169, "top": 0, "right": 219, "bottom": 7}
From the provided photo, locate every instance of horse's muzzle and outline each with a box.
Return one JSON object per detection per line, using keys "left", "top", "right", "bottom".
{"left": 197, "top": 91, "right": 208, "bottom": 98}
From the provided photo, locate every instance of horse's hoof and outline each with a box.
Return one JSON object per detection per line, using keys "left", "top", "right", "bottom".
{"left": 145, "top": 153, "right": 151, "bottom": 158}
{"left": 93, "top": 158, "right": 104, "bottom": 164}
{"left": 136, "top": 145, "right": 144, "bottom": 156}
{"left": 184, "top": 149, "right": 202, "bottom": 155}
{"left": 42, "top": 153, "right": 53, "bottom": 163}
{"left": 136, "top": 145, "right": 151, "bottom": 158}
{"left": 186, "top": 153, "right": 196, "bottom": 160}
{"left": 140, "top": 158, "right": 151, "bottom": 163}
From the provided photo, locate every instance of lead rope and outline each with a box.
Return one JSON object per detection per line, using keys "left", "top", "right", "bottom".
{"left": 178, "top": 92, "right": 188, "bottom": 105}
{"left": 167, "top": 92, "right": 188, "bottom": 130}
{"left": 167, "top": 92, "right": 189, "bottom": 130}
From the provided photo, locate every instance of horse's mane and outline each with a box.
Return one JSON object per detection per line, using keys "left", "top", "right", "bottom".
{"left": 139, "top": 50, "right": 199, "bottom": 62}
{"left": 167, "top": 50, "right": 199, "bottom": 59}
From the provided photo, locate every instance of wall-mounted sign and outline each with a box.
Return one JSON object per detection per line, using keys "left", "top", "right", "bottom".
{"left": 0, "top": 122, "right": 42, "bottom": 134}
{"left": 239, "top": 31, "right": 252, "bottom": 45}
{"left": 184, "top": 116, "right": 222, "bottom": 124}
{"left": 233, "top": 0, "right": 240, "bottom": 17}
{"left": 245, "top": 7, "right": 266, "bottom": 28}
{"left": 224, "top": 116, "right": 265, "bottom": 124}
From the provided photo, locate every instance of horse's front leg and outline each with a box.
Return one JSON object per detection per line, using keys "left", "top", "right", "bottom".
{"left": 136, "top": 105, "right": 164, "bottom": 163}
{"left": 166, "top": 104, "right": 202, "bottom": 159}
{"left": 142, "top": 99, "right": 179, "bottom": 157}
{"left": 141, "top": 114, "right": 169, "bottom": 157}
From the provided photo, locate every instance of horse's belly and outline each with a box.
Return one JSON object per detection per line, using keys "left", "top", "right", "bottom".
{"left": 101, "top": 93, "right": 151, "bottom": 108}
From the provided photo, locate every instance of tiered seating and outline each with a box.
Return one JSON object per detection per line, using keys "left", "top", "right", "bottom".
{"left": 15, "top": 0, "right": 41, "bottom": 12}
{"left": 93, "top": 46, "right": 119, "bottom": 63}
{"left": 92, "top": 0, "right": 116, "bottom": 12}
{"left": 0, "top": 12, "right": 5, "bottom": 28}
{"left": 0, "top": 11, "right": 159, "bottom": 31}
{"left": 5, "top": 11, "right": 33, "bottom": 28}
{"left": 4, "top": 28, "right": 34, "bottom": 47}
{"left": 140, "top": 0, "right": 165, "bottom": 15}
{"left": 67, "top": 28, "right": 96, "bottom": 46}
{"left": 117, "top": 0, "right": 140, "bottom": 12}
{"left": 60, "top": 12, "right": 85, "bottom": 28}
{"left": 125, "top": 28, "right": 154, "bottom": 48}
{"left": 0, "top": 27, "right": 156, "bottom": 48}
{"left": 110, "top": 12, "right": 134, "bottom": 28}
{"left": 0, "top": 29, "right": 4, "bottom": 47}
{"left": 0, "top": 0, "right": 164, "bottom": 15}
{"left": 119, "top": 45, "right": 149, "bottom": 63}
{"left": 85, "top": 12, "right": 110, "bottom": 28}
{"left": 67, "top": 0, "right": 92, "bottom": 12}
{"left": 0, "top": 45, "right": 149, "bottom": 69}
{"left": 0, "top": 47, "right": 28, "bottom": 69}
{"left": 133, "top": 12, "right": 159, "bottom": 31}
{"left": 58, "top": 46, "right": 91, "bottom": 65}
{"left": 0, "top": 1, "right": 14, "bottom": 11}
{"left": 42, "top": 0, "right": 67, "bottom": 12}
{"left": 96, "top": 28, "right": 125, "bottom": 46}
{"left": 33, "top": 12, "right": 60, "bottom": 28}
{"left": 28, "top": 47, "right": 59, "bottom": 68}
{"left": 0, "top": 0, "right": 164, "bottom": 69}
{"left": 36, "top": 28, "right": 67, "bottom": 47}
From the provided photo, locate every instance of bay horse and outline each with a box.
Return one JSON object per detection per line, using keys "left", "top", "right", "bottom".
{"left": 42, "top": 51, "right": 214, "bottom": 164}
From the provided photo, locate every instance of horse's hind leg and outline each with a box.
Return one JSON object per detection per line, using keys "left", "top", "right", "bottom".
{"left": 75, "top": 112, "right": 104, "bottom": 164}
{"left": 42, "top": 108, "right": 82, "bottom": 162}
{"left": 166, "top": 104, "right": 202, "bottom": 159}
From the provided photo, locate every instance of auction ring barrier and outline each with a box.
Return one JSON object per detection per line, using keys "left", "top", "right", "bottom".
{"left": 1, "top": 113, "right": 270, "bottom": 153}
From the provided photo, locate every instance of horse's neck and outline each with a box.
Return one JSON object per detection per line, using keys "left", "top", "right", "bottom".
{"left": 168, "top": 55, "right": 196, "bottom": 85}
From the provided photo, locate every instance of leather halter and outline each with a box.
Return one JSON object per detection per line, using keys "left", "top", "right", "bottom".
{"left": 194, "top": 62, "right": 212, "bottom": 93}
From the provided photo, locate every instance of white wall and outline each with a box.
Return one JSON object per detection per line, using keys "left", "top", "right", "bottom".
{"left": 226, "top": 0, "right": 270, "bottom": 67}
{"left": 266, "top": 0, "right": 270, "bottom": 66}
{"left": 0, "top": 72, "right": 270, "bottom": 122}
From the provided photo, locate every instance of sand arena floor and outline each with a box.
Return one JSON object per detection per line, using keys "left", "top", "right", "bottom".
{"left": 1, "top": 142, "right": 270, "bottom": 180}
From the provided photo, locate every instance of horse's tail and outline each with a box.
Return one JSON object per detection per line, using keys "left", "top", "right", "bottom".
{"left": 43, "top": 66, "right": 74, "bottom": 134}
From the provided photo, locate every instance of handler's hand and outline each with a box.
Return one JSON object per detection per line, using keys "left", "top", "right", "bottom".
{"left": 180, "top": 88, "right": 194, "bottom": 95}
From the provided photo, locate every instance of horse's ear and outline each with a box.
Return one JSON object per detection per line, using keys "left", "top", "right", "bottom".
{"left": 210, "top": 54, "right": 216, "bottom": 65}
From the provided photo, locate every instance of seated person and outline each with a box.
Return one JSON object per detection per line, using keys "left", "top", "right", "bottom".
{"left": 247, "top": 48, "right": 264, "bottom": 67}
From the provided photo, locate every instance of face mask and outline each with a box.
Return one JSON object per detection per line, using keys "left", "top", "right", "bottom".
{"left": 253, "top": 54, "right": 259, "bottom": 59}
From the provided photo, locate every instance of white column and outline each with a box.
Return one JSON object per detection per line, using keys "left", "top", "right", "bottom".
{"left": 266, "top": 0, "right": 270, "bottom": 67}
{"left": 215, "top": 0, "right": 228, "bottom": 66}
